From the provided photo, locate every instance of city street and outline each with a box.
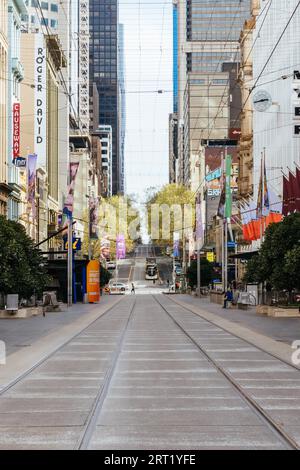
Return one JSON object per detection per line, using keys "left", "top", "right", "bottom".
{"left": 0, "top": 288, "right": 300, "bottom": 449}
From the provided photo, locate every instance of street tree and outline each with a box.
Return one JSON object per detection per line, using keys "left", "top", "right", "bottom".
{"left": 93, "top": 195, "right": 139, "bottom": 259}
{"left": 186, "top": 258, "right": 214, "bottom": 289}
{"left": 146, "top": 183, "right": 196, "bottom": 246}
{"left": 0, "top": 216, "right": 51, "bottom": 301}
{"left": 244, "top": 213, "right": 300, "bottom": 291}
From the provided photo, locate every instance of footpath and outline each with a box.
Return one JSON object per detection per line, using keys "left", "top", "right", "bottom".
{"left": 0, "top": 296, "right": 122, "bottom": 390}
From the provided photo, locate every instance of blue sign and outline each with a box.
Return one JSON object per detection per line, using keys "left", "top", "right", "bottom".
{"left": 227, "top": 242, "right": 237, "bottom": 248}
{"left": 63, "top": 237, "right": 82, "bottom": 251}
{"left": 206, "top": 167, "right": 222, "bottom": 182}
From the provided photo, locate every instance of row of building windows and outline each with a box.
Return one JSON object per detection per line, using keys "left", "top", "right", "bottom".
{"left": 29, "top": 0, "right": 58, "bottom": 12}
{"left": 30, "top": 15, "right": 57, "bottom": 28}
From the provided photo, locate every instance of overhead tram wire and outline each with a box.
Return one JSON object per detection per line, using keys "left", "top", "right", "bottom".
{"left": 204, "top": 0, "right": 273, "bottom": 141}
{"left": 189, "top": 0, "right": 255, "bottom": 145}
{"left": 151, "top": 0, "right": 168, "bottom": 159}
{"left": 232, "top": 0, "right": 300, "bottom": 129}
{"left": 187, "top": 0, "right": 275, "bottom": 201}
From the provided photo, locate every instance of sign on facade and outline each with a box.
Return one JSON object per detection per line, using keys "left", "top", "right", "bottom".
{"left": 34, "top": 34, "right": 47, "bottom": 167}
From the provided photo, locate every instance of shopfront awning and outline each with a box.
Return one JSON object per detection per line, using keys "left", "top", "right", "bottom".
{"left": 229, "top": 251, "right": 258, "bottom": 260}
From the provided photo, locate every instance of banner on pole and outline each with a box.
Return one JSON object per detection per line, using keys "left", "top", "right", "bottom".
{"left": 116, "top": 234, "right": 126, "bottom": 260}
{"left": 63, "top": 161, "right": 80, "bottom": 219}
{"left": 89, "top": 197, "right": 99, "bottom": 239}
{"left": 225, "top": 154, "right": 232, "bottom": 219}
{"left": 27, "top": 153, "right": 37, "bottom": 217}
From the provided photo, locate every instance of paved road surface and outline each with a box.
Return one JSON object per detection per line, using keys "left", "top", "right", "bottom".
{"left": 110, "top": 244, "right": 172, "bottom": 294}
{"left": 0, "top": 294, "right": 300, "bottom": 449}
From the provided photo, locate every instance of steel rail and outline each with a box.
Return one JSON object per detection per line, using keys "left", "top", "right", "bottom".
{"left": 77, "top": 297, "right": 137, "bottom": 450}
{"left": 167, "top": 295, "right": 300, "bottom": 372}
{"left": 153, "top": 294, "right": 299, "bottom": 450}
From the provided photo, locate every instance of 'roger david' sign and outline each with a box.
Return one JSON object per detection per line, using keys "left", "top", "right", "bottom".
{"left": 35, "top": 34, "right": 47, "bottom": 167}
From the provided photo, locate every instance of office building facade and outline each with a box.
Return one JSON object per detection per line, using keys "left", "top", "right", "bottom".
{"left": 89, "top": 0, "right": 120, "bottom": 195}
{"left": 176, "top": 0, "right": 250, "bottom": 186}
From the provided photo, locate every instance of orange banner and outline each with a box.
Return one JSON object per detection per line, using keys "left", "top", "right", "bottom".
{"left": 87, "top": 260, "right": 100, "bottom": 303}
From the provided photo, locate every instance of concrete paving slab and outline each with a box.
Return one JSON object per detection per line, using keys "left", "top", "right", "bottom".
{"left": 88, "top": 425, "right": 286, "bottom": 450}
{"left": 0, "top": 427, "right": 81, "bottom": 450}
{"left": 0, "top": 397, "right": 94, "bottom": 412}
{"left": 101, "top": 396, "right": 246, "bottom": 411}
{"left": 109, "top": 386, "right": 233, "bottom": 398}
{"left": 97, "top": 409, "right": 263, "bottom": 427}
{"left": 0, "top": 411, "right": 88, "bottom": 426}
{"left": 284, "top": 427, "right": 300, "bottom": 446}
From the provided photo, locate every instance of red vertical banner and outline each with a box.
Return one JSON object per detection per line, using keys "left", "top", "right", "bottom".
{"left": 13, "top": 103, "right": 20, "bottom": 159}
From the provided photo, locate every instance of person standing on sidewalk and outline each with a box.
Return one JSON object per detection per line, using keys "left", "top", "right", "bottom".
{"left": 131, "top": 283, "right": 135, "bottom": 294}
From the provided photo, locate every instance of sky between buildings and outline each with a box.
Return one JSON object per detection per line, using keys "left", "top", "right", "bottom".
{"left": 119, "top": 0, "right": 173, "bottom": 201}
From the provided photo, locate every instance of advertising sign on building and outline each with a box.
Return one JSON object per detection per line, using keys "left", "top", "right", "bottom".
{"left": 87, "top": 260, "right": 100, "bottom": 303}
{"left": 116, "top": 234, "right": 126, "bottom": 260}
{"left": 34, "top": 34, "right": 47, "bottom": 167}
{"left": 13, "top": 103, "right": 20, "bottom": 159}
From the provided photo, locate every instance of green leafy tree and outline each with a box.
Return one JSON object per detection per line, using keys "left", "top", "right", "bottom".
{"left": 146, "top": 184, "right": 196, "bottom": 246}
{"left": 186, "top": 259, "right": 214, "bottom": 288}
{"left": 100, "top": 265, "right": 112, "bottom": 288}
{"left": 244, "top": 213, "right": 300, "bottom": 291}
{"left": 0, "top": 216, "right": 51, "bottom": 300}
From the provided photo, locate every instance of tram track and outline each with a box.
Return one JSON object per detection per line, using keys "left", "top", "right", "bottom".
{"left": 152, "top": 294, "right": 299, "bottom": 450}
{"left": 77, "top": 298, "right": 136, "bottom": 449}
{"left": 0, "top": 297, "right": 124, "bottom": 397}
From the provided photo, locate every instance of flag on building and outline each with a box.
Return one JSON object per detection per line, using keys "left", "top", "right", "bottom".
{"left": 283, "top": 173, "right": 292, "bottom": 216}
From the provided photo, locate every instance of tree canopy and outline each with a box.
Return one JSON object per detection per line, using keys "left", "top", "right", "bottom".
{"left": 146, "top": 184, "right": 196, "bottom": 246}
{"left": 243, "top": 213, "right": 300, "bottom": 291}
{"left": 186, "top": 258, "right": 214, "bottom": 289}
{"left": 0, "top": 216, "right": 51, "bottom": 300}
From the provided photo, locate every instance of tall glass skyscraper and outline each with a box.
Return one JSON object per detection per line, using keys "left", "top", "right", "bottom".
{"left": 173, "top": 0, "right": 178, "bottom": 113}
{"left": 186, "top": 0, "right": 250, "bottom": 42}
{"left": 186, "top": 0, "right": 251, "bottom": 73}
{"left": 89, "top": 0, "right": 120, "bottom": 195}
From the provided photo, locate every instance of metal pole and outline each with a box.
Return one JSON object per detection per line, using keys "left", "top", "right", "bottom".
{"left": 197, "top": 237, "right": 201, "bottom": 296}
{"left": 224, "top": 218, "right": 228, "bottom": 291}
{"left": 221, "top": 219, "right": 225, "bottom": 291}
{"left": 88, "top": 187, "right": 91, "bottom": 260}
{"left": 67, "top": 217, "right": 73, "bottom": 307}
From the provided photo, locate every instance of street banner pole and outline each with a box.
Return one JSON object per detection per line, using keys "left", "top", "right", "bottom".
{"left": 224, "top": 149, "right": 232, "bottom": 292}
{"left": 67, "top": 217, "right": 73, "bottom": 307}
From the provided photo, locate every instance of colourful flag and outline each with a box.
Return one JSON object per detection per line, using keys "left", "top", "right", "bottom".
{"left": 282, "top": 173, "right": 292, "bottom": 216}
{"left": 225, "top": 154, "right": 232, "bottom": 219}
{"left": 262, "top": 159, "right": 270, "bottom": 216}
{"left": 296, "top": 167, "right": 300, "bottom": 211}
{"left": 116, "top": 234, "right": 126, "bottom": 260}
{"left": 196, "top": 201, "right": 204, "bottom": 246}
{"left": 289, "top": 170, "right": 298, "bottom": 213}
{"left": 63, "top": 161, "right": 80, "bottom": 219}
{"left": 27, "top": 153, "right": 37, "bottom": 217}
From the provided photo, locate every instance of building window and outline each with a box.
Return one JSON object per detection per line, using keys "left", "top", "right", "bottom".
{"left": 50, "top": 3, "right": 58, "bottom": 12}
{"left": 41, "top": 18, "right": 48, "bottom": 26}
{"left": 41, "top": 1, "right": 49, "bottom": 10}
{"left": 50, "top": 19, "right": 57, "bottom": 28}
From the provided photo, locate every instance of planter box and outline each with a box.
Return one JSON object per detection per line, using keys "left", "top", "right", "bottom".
{"left": 0, "top": 307, "right": 43, "bottom": 319}
{"left": 256, "top": 305, "right": 300, "bottom": 318}
{"left": 209, "top": 292, "right": 223, "bottom": 305}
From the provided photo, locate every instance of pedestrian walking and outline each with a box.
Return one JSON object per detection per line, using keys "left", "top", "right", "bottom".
{"left": 131, "top": 283, "right": 135, "bottom": 294}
